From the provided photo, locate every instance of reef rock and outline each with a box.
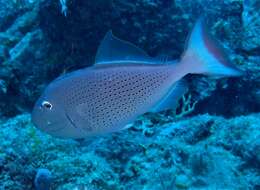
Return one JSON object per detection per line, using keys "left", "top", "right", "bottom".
{"left": 0, "top": 113, "right": 260, "bottom": 189}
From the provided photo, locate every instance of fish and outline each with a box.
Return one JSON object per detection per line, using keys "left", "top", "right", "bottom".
{"left": 32, "top": 19, "right": 242, "bottom": 139}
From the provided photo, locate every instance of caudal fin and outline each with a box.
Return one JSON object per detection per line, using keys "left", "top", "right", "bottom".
{"left": 181, "top": 19, "right": 242, "bottom": 76}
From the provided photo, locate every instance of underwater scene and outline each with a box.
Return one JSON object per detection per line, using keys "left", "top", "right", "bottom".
{"left": 0, "top": 0, "right": 260, "bottom": 189}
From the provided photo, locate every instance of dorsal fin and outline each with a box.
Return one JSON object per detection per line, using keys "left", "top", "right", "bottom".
{"left": 155, "top": 55, "right": 169, "bottom": 63}
{"left": 95, "top": 31, "right": 155, "bottom": 65}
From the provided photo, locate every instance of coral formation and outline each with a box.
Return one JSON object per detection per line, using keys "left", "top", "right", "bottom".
{"left": 1, "top": 113, "right": 260, "bottom": 189}
{"left": 0, "top": 0, "right": 259, "bottom": 189}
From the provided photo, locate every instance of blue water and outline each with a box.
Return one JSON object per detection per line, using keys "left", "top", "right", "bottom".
{"left": 0, "top": 0, "right": 259, "bottom": 189}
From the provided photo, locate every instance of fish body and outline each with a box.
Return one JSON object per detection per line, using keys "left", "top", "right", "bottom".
{"left": 33, "top": 63, "right": 185, "bottom": 138}
{"left": 32, "top": 19, "right": 242, "bottom": 138}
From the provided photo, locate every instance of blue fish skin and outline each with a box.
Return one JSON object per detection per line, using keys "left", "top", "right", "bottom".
{"left": 32, "top": 19, "right": 242, "bottom": 139}
{"left": 32, "top": 63, "right": 185, "bottom": 138}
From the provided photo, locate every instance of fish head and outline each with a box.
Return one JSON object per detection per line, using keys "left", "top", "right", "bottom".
{"left": 31, "top": 83, "right": 72, "bottom": 138}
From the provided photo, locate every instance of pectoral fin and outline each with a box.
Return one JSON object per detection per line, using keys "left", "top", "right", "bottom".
{"left": 152, "top": 80, "right": 188, "bottom": 112}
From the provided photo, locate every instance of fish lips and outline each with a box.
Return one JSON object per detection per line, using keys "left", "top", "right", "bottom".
{"left": 31, "top": 104, "right": 65, "bottom": 135}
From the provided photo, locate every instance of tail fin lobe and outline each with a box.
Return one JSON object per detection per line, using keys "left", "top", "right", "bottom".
{"left": 181, "top": 19, "right": 243, "bottom": 77}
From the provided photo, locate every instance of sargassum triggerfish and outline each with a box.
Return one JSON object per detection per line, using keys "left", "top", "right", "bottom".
{"left": 32, "top": 19, "right": 242, "bottom": 139}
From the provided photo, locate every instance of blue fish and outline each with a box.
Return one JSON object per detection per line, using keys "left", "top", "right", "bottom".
{"left": 32, "top": 19, "right": 242, "bottom": 138}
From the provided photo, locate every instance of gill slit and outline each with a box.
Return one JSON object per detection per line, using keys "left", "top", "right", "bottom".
{"left": 65, "top": 112, "right": 78, "bottom": 129}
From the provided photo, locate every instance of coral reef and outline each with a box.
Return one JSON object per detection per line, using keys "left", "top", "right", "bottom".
{"left": 0, "top": 0, "right": 259, "bottom": 117}
{"left": 0, "top": 0, "right": 259, "bottom": 189}
{"left": 0, "top": 113, "right": 260, "bottom": 189}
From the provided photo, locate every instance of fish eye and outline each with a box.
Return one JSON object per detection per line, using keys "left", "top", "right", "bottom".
{"left": 41, "top": 101, "right": 53, "bottom": 110}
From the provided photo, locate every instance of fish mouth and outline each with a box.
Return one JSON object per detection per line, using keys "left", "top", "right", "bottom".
{"left": 31, "top": 110, "right": 65, "bottom": 134}
{"left": 34, "top": 119, "right": 65, "bottom": 134}
{"left": 45, "top": 124, "right": 65, "bottom": 133}
{"left": 45, "top": 113, "right": 80, "bottom": 135}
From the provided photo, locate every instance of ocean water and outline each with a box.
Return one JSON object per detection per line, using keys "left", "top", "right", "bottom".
{"left": 0, "top": 0, "right": 259, "bottom": 189}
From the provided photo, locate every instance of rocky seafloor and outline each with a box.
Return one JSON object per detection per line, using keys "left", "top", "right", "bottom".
{"left": 0, "top": 0, "right": 260, "bottom": 189}
{"left": 1, "top": 113, "right": 260, "bottom": 190}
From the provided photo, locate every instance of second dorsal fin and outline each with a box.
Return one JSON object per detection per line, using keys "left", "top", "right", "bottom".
{"left": 95, "top": 31, "right": 155, "bottom": 65}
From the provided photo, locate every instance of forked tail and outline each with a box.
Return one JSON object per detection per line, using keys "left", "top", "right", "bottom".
{"left": 180, "top": 19, "right": 242, "bottom": 76}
